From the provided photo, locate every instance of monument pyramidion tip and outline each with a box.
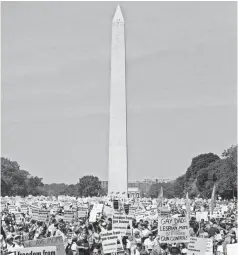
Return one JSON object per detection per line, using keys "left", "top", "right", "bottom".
{"left": 112, "top": 4, "right": 124, "bottom": 23}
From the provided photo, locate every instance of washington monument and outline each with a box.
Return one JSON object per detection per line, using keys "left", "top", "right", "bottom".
{"left": 108, "top": 5, "right": 128, "bottom": 196}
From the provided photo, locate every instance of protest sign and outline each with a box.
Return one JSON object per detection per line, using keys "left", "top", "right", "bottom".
{"left": 31, "top": 208, "right": 40, "bottom": 221}
{"left": 24, "top": 236, "right": 65, "bottom": 255}
{"left": 38, "top": 210, "right": 49, "bottom": 222}
{"left": 20, "top": 204, "right": 28, "bottom": 214}
{"left": 211, "top": 207, "right": 223, "bottom": 218}
{"left": 8, "top": 205, "right": 16, "bottom": 213}
{"left": 143, "top": 209, "right": 158, "bottom": 220}
{"left": 159, "top": 206, "right": 170, "bottom": 217}
{"left": 196, "top": 212, "right": 208, "bottom": 222}
{"left": 187, "top": 237, "right": 208, "bottom": 255}
{"left": 112, "top": 215, "right": 133, "bottom": 236}
{"left": 221, "top": 205, "right": 228, "bottom": 214}
{"left": 14, "top": 212, "right": 22, "bottom": 224}
{"left": 77, "top": 207, "right": 88, "bottom": 218}
{"left": 227, "top": 243, "right": 238, "bottom": 255}
{"left": 92, "top": 204, "right": 104, "bottom": 213}
{"left": 64, "top": 210, "right": 74, "bottom": 222}
{"left": 89, "top": 211, "right": 98, "bottom": 222}
{"left": 1, "top": 202, "right": 6, "bottom": 211}
{"left": 206, "top": 239, "right": 213, "bottom": 255}
{"left": 103, "top": 206, "right": 114, "bottom": 217}
{"left": 158, "top": 216, "right": 189, "bottom": 243}
{"left": 100, "top": 230, "right": 124, "bottom": 254}
{"left": 134, "top": 209, "right": 146, "bottom": 221}
{"left": 14, "top": 246, "right": 56, "bottom": 255}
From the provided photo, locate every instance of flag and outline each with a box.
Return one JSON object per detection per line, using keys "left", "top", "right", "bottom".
{"left": 186, "top": 192, "right": 190, "bottom": 218}
{"left": 211, "top": 184, "right": 216, "bottom": 215}
{"left": 157, "top": 186, "right": 163, "bottom": 210}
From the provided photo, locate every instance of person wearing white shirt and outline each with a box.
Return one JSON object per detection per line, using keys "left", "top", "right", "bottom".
{"left": 13, "top": 235, "right": 24, "bottom": 249}
{"left": 144, "top": 234, "right": 158, "bottom": 254}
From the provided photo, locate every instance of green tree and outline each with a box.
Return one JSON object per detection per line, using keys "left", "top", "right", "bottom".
{"left": 173, "top": 174, "right": 186, "bottom": 198}
{"left": 26, "top": 176, "right": 44, "bottom": 196}
{"left": 78, "top": 175, "right": 102, "bottom": 197}
{"left": 1, "top": 157, "right": 46, "bottom": 197}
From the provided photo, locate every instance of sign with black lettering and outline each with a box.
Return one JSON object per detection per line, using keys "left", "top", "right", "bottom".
{"left": 157, "top": 216, "right": 189, "bottom": 243}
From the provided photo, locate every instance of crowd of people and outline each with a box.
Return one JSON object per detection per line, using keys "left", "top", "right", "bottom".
{"left": 0, "top": 195, "right": 237, "bottom": 255}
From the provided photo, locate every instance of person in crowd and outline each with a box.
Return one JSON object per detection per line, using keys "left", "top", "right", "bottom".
{"left": 169, "top": 246, "right": 181, "bottom": 255}
{"left": 141, "top": 224, "right": 151, "bottom": 243}
{"left": 13, "top": 235, "right": 24, "bottom": 249}
{"left": 179, "top": 243, "right": 187, "bottom": 255}
{"left": 1, "top": 196, "right": 238, "bottom": 255}
{"left": 144, "top": 233, "right": 158, "bottom": 254}
{"left": 208, "top": 222, "right": 220, "bottom": 238}
{"left": 77, "top": 232, "right": 90, "bottom": 255}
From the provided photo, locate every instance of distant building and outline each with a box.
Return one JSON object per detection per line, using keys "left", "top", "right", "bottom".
{"left": 101, "top": 178, "right": 171, "bottom": 196}
{"left": 128, "top": 187, "right": 141, "bottom": 198}
{"left": 101, "top": 181, "right": 108, "bottom": 189}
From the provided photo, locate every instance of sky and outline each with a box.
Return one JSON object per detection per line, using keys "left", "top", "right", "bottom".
{"left": 1, "top": 1, "right": 237, "bottom": 184}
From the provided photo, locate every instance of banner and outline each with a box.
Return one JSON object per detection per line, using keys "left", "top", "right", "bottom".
{"left": 157, "top": 187, "right": 163, "bottom": 209}
{"left": 112, "top": 215, "right": 133, "bottom": 236}
{"left": 14, "top": 246, "right": 56, "bottom": 255}
{"left": 38, "top": 210, "right": 49, "bottom": 222}
{"left": 211, "top": 207, "right": 223, "bottom": 218}
{"left": 186, "top": 193, "right": 190, "bottom": 218}
{"left": 157, "top": 216, "right": 189, "bottom": 243}
{"left": 64, "top": 210, "right": 74, "bottom": 222}
{"left": 8, "top": 205, "right": 16, "bottom": 213}
{"left": 143, "top": 209, "right": 158, "bottom": 220}
{"left": 91, "top": 204, "right": 104, "bottom": 213}
{"left": 31, "top": 207, "right": 40, "bottom": 221}
{"left": 158, "top": 206, "right": 170, "bottom": 217}
{"left": 134, "top": 209, "right": 146, "bottom": 221}
{"left": 89, "top": 211, "right": 98, "bottom": 223}
{"left": 15, "top": 212, "right": 22, "bottom": 224}
{"left": 187, "top": 237, "right": 208, "bottom": 255}
{"left": 210, "top": 185, "right": 216, "bottom": 215}
{"left": 227, "top": 243, "right": 238, "bottom": 255}
{"left": 20, "top": 204, "right": 28, "bottom": 214}
{"left": 24, "top": 236, "right": 65, "bottom": 255}
{"left": 77, "top": 207, "right": 88, "bottom": 218}
{"left": 100, "top": 230, "right": 124, "bottom": 254}
{"left": 206, "top": 239, "right": 213, "bottom": 255}
{"left": 196, "top": 212, "right": 208, "bottom": 222}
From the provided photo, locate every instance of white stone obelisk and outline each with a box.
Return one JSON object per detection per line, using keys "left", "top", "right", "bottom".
{"left": 108, "top": 5, "right": 128, "bottom": 196}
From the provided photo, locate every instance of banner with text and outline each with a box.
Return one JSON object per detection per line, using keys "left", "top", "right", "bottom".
{"left": 24, "top": 236, "right": 65, "bottom": 255}
{"left": 157, "top": 216, "right": 189, "bottom": 243}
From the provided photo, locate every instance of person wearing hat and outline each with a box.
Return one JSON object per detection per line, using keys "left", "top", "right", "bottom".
{"left": 100, "top": 221, "right": 107, "bottom": 233}
{"left": 13, "top": 235, "right": 24, "bottom": 249}
{"left": 134, "top": 230, "right": 142, "bottom": 245}
{"left": 6, "top": 234, "right": 15, "bottom": 254}
{"left": 169, "top": 246, "right": 181, "bottom": 255}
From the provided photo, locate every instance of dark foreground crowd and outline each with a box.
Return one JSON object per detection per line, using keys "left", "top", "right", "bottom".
{"left": 0, "top": 198, "right": 237, "bottom": 255}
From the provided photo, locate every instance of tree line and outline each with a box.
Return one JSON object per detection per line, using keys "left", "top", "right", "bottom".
{"left": 1, "top": 158, "right": 102, "bottom": 197}
{"left": 148, "top": 145, "right": 237, "bottom": 199}
{"left": 1, "top": 145, "right": 237, "bottom": 199}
